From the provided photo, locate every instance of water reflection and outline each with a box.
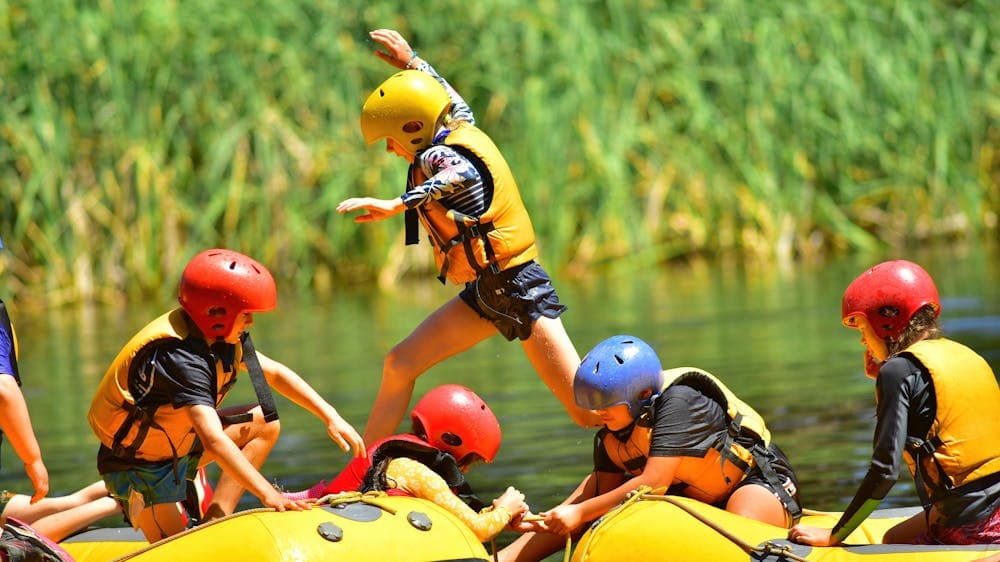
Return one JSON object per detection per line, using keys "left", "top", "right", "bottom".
{"left": 4, "top": 244, "right": 998, "bottom": 549}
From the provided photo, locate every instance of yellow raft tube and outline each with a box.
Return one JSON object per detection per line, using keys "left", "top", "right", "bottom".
{"left": 61, "top": 492, "right": 490, "bottom": 562}
{"left": 572, "top": 490, "right": 1000, "bottom": 561}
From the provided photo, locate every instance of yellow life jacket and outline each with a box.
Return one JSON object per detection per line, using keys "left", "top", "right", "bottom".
{"left": 601, "top": 367, "right": 772, "bottom": 505}
{"left": 409, "top": 122, "right": 538, "bottom": 284}
{"left": 88, "top": 308, "right": 242, "bottom": 463}
{"left": 900, "top": 338, "right": 1000, "bottom": 502}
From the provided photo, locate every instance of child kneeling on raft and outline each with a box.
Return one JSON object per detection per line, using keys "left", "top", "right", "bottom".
{"left": 499, "top": 335, "right": 801, "bottom": 562}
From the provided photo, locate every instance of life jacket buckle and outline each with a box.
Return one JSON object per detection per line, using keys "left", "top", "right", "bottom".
{"left": 906, "top": 435, "right": 942, "bottom": 457}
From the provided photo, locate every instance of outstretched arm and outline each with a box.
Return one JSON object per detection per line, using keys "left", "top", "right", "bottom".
{"left": 367, "top": 29, "right": 475, "bottom": 124}
{"left": 188, "top": 404, "right": 311, "bottom": 511}
{"left": 541, "top": 456, "right": 680, "bottom": 535}
{"left": 0, "top": 375, "right": 48, "bottom": 503}
{"left": 389, "top": 458, "right": 526, "bottom": 542}
{"left": 336, "top": 197, "right": 406, "bottom": 224}
{"left": 255, "top": 351, "right": 365, "bottom": 457}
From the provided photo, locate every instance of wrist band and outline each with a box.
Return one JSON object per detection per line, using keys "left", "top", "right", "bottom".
{"left": 405, "top": 51, "right": 419, "bottom": 69}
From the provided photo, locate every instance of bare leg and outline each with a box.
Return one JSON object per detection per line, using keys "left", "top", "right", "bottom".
{"left": 137, "top": 502, "right": 186, "bottom": 542}
{"left": 1, "top": 480, "right": 111, "bottom": 525}
{"left": 0, "top": 481, "right": 120, "bottom": 541}
{"left": 29, "top": 496, "right": 120, "bottom": 542}
{"left": 200, "top": 404, "right": 279, "bottom": 519}
{"left": 520, "top": 316, "right": 601, "bottom": 428}
{"left": 363, "top": 296, "right": 498, "bottom": 443}
{"left": 725, "top": 484, "right": 790, "bottom": 527}
{"left": 882, "top": 510, "right": 930, "bottom": 544}
{"left": 497, "top": 530, "right": 571, "bottom": 562}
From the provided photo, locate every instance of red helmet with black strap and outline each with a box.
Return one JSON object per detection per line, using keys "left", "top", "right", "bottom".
{"left": 410, "top": 384, "right": 501, "bottom": 464}
{"left": 841, "top": 260, "right": 940, "bottom": 340}
{"left": 178, "top": 249, "right": 277, "bottom": 341}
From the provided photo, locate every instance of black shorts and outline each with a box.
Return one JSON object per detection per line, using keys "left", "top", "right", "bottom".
{"left": 734, "top": 443, "right": 802, "bottom": 517}
{"left": 459, "top": 261, "right": 567, "bottom": 341}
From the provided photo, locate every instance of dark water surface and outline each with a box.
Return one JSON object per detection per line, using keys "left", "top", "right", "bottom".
{"left": 5, "top": 242, "right": 999, "bottom": 552}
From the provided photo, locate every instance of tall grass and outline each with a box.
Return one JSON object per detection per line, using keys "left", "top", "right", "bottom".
{"left": 2, "top": 0, "right": 997, "bottom": 303}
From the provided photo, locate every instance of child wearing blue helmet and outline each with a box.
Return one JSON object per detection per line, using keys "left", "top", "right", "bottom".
{"left": 499, "top": 335, "right": 801, "bottom": 562}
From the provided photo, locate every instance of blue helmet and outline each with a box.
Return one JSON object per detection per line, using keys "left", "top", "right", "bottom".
{"left": 574, "top": 335, "right": 664, "bottom": 419}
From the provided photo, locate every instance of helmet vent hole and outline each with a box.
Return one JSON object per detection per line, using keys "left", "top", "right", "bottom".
{"left": 378, "top": 88, "right": 385, "bottom": 97}
{"left": 228, "top": 261, "right": 237, "bottom": 270}
{"left": 402, "top": 121, "right": 423, "bottom": 133}
{"left": 441, "top": 432, "right": 463, "bottom": 447}
{"left": 878, "top": 306, "right": 899, "bottom": 318}
{"left": 614, "top": 354, "right": 625, "bottom": 365}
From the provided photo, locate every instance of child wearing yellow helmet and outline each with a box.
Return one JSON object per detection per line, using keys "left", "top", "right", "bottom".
{"left": 338, "top": 29, "right": 601, "bottom": 444}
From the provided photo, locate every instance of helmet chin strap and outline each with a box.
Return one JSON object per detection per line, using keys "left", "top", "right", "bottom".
{"left": 634, "top": 390, "right": 660, "bottom": 428}
{"left": 635, "top": 401, "right": 657, "bottom": 428}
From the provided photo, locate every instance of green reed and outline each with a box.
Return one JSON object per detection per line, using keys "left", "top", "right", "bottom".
{"left": 2, "top": 0, "right": 997, "bottom": 303}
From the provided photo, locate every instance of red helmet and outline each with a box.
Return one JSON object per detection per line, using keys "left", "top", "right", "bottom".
{"left": 841, "top": 260, "right": 940, "bottom": 340}
{"left": 178, "top": 249, "right": 277, "bottom": 340}
{"left": 411, "top": 384, "right": 501, "bottom": 464}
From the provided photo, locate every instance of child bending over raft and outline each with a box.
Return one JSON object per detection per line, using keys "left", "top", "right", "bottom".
{"left": 499, "top": 335, "right": 802, "bottom": 562}
{"left": 790, "top": 260, "right": 1000, "bottom": 546}
{"left": 337, "top": 28, "right": 600, "bottom": 445}
{"left": 87, "top": 249, "right": 364, "bottom": 542}
{"left": 285, "top": 384, "right": 528, "bottom": 542}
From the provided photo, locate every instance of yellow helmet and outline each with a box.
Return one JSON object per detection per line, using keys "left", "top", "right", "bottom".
{"left": 360, "top": 70, "right": 451, "bottom": 151}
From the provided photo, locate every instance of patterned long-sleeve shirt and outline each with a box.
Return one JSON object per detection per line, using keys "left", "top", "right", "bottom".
{"left": 399, "top": 60, "right": 490, "bottom": 218}
{"left": 384, "top": 457, "right": 511, "bottom": 542}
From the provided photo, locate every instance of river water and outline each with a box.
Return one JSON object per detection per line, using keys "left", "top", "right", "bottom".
{"left": 4, "top": 242, "right": 999, "bottom": 553}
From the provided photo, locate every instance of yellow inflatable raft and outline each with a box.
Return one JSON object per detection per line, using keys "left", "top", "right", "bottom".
{"left": 572, "top": 491, "right": 1000, "bottom": 561}
{"left": 61, "top": 493, "right": 490, "bottom": 562}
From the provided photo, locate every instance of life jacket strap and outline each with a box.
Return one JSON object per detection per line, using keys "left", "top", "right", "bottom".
{"left": 906, "top": 434, "right": 949, "bottom": 508}
{"left": 241, "top": 332, "right": 279, "bottom": 423}
{"left": 404, "top": 209, "right": 420, "bottom": 246}
{"left": 749, "top": 444, "right": 803, "bottom": 524}
{"left": 110, "top": 402, "right": 150, "bottom": 461}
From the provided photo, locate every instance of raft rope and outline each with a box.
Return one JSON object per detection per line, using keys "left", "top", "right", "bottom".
{"left": 634, "top": 487, "right": 809, "bottom": 562}
{"left": 111, "top": 507, "right": 274, "bottom": 561}
{"left": 315, "top": 490, "right": 399, "bottom": 515}
{"left": 110, "top": 491, "right": 400, "bottom": 561}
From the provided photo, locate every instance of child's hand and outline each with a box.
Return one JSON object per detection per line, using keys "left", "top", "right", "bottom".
{"left": 26, "top": 459, "right": 49, "bottom": 504}
{"left": 495, "top": 486, "right": 527, "bottom": 518}
{"left": 542, "top": 504, "right": 585, "bottom": 535}
{"left": 789, "top": 524, "right": 836, "bottom": 547}
{"left": 261, "top": 488, "right": 310, "bottom": 512}
{"left": 864, "top": 349, "right": 882, "bottom": 379}
{"left": 369, "top": 29, "right": 416, "bottom": 69}
{"left": 507, "top": 511, "right": 547, "bottom": 533}
{"left": 325, "top": 415, "right": 366, "bottom": 458}
{"left": 336, "top": 197, "right": 406, "bottom": 223}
